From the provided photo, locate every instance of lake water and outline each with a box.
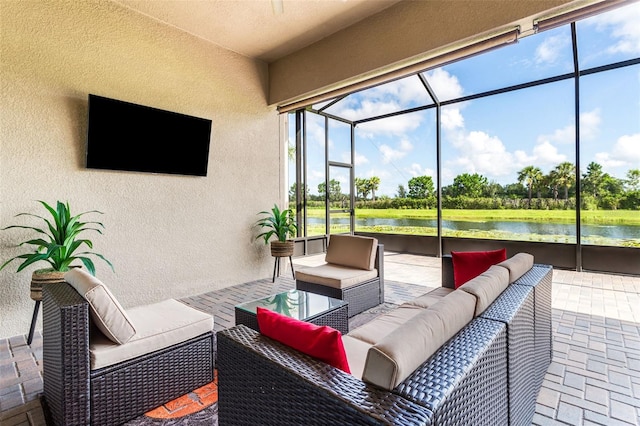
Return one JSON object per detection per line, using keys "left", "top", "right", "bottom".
{"left": 310, "top": 217, "right": 640, "bottom": 241}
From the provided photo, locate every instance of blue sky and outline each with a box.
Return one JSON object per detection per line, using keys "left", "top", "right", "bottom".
{"left": 295, "top": 2, "right": 640, "bottom": 198}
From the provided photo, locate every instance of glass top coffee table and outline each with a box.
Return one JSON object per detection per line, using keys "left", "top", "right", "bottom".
{"left": 235, "top": 289, "right": 349, "bottom": 335}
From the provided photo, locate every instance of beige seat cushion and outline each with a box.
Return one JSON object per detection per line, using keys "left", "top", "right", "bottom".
{"left": 295, "top": 264, "right": 378, "bottom": 289}
{"left": 458, "top": 265, "right": 509, "bottom": 316}
{"left": 64, "top": 268, "right": 136, "bottom": 345}
{"left": 342, "top": 335, "right": 373, "bottom": 379}
{"left": 403, "top": 287, "right": 453, "bottom": 309}
{"left": 325, "top": 234, "right": 378, "bottom": 270}
{"left": 89, "top": 299, "right": 214, "bottom": 370}
{"left": 361, "top": 290, "right": 476, "bottom": 390}
{"left": 347, "top": 304, "right": 424, "bottom": 345}
{"left": 498, "top": 253, "right": 534, "bottom": 283}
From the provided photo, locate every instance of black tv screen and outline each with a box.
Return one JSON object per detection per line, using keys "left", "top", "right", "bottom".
{"left": 86, "top": 94, "right": 212, "bottom": 176}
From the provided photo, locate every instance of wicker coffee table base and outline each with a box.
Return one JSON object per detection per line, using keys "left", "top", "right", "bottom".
{"left": 235, "top": 294, "right": 349, "bottom": 335}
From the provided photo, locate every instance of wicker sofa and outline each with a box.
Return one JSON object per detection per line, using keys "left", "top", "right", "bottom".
{"left": 42, "top": 269, "right": 215, "bottom": 425}
{"left": 296, "top": 234, "right": 384, "bottom": 317}
{"left": 217, "top": 252, "right": 552, "bottom": 426}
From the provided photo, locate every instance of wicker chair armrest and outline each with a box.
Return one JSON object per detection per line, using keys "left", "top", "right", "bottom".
{"left": 43, "top": 282, "right": 91, "bottom": 425}
{"left": 217, "top": 325, "right": 433, "bottom": 425}
{"left": 375, "top": 243, "right": 384, "bottom": 282}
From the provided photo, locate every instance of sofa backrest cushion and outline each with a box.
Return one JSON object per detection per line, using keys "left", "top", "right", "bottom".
{"left": 257, "top": 306, "right": 351, "bottom": 373}
{"left": 451, "top": 248, "right": 507, "bottom": 288}
{"left": 64, "top": 268, "right": 136, "bottom": 344}
{"left": 325, "top": 234, "right": 378, "bottom": 271}
{"left": 497, "top": 252, "right": 534, "bottom": 283}
{"left": 458, "top": 265, "right": 510, "bottom": 316}
{"left": 361, "top": 289, "right": 476, "bottom": 390}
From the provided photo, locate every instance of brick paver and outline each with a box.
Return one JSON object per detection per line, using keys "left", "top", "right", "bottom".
{"left": 1, "top": 254, "right": 639, "bottom": 425}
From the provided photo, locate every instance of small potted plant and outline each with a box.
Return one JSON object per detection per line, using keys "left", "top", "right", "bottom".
{"left": 1, "top": 200, "right": 114, "bottom": 300}
{"left": 255, "top": 204, "right": 298, "bottom": 257}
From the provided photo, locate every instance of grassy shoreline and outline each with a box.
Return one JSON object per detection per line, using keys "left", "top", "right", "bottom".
{"left": 303, "top": 208, "right": 639, "bottom": 247}
{"left": 306, "top": 208, "right": 640, "bottom": 226}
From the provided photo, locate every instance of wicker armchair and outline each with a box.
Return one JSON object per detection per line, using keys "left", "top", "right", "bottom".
{"left": 296, "top": 235, "right": 384, "bottom": 317}
{"left": 42, "top": 281, "right": 215, "bottom": 426}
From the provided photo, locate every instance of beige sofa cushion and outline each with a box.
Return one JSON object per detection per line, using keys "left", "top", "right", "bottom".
{"left": 361, "top": 290, "right": 476, "bottom": 390}
{"left": 295, "top": 264, "right": 378, "bottom": 289}
{"left": 342, "top": 335, "right": 373, "bottom": 379}
{"left": 89, "top": 299, "right": 214, "bottom": 370}
{"left": 325, "top": 234, "right": 378, "bottom": 270}
{"left": 458, "top": 265, "right": 509, "bottom": 316}
{"left": 64, "top": 268, "right": 136, "bottom": 345}
{"left": 347, "top": 304, "right": 424, "bottom": 345}
{"left": 403, "top": 287, "right": 453, "bottom": 309}
{"left": 498, "top": 253, "right": 534, "bottom": 283}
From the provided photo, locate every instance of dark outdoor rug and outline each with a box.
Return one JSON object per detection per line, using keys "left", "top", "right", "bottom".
{"left": 122, "top": 301, "right": 401, "bottom": 426}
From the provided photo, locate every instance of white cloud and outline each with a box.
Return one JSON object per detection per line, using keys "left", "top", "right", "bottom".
{"left": 595, "top": 133, "right": 640, "bottom": 168}
{"left": 353, "top": 152, "right": 369, "bottom": 166}
{"left": 367, "top": 76, "right": 431, "bottom": 106}
{"left": 356, "top": 113, "right": 423, "bottom": 136}
{"left": 580, "top": 109, "right": 602, "bottom": 140}
{"left": 379, "top": 139, "right": 413, "bottom": 164}
{"left": 441, "top": 107, "right": 464, "bottom": 131}
{"left": 538, "top": 126, "right": 575, "bottom": 145}
{"left": 331, "top": 75, "right": 432, "bottom": 132}
{"left": 536, "top": 109, "right": 601, "bottom": 145}
{"left": 532, "top": 140, "right": 567, "bottom": 165}
{"left": 513, "top": 149, "right": 536, "bottom": 165}
{"left": 445, "top": 131, "right": 514, "bottom": 177}
{"left": 339, "top": 99, "right": 400, "bottom": 121}
{"left": 535, "top": 34, "right": 570, "bottom": 65}
{"left": 589, "top": 2, "right": 640, "bottom": 56}
{"left": 399, "top": 138, "right": 413, "bottom": 151}
{"left": 306, "top": 118, "right": 326, "bottom": 148}
{"left": 407, "top": 163, "right": 435, "bottom": 178}
{"left": 423, "top": 68, "right": 464, "bottom": 100}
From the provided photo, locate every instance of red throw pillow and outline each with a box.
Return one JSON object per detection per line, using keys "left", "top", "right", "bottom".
{"left": 451, "top": 249, "right": 507, "bottom": 289}
{"left": 256, "top": 307, "right": 351, "bottom": 373}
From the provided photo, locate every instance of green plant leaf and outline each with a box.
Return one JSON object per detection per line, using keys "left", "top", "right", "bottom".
{"left": 254, "top": 204, "right": 298, "bottom": 244}
{"left": 0, "top": 200, "right": 113, "bottom": 276}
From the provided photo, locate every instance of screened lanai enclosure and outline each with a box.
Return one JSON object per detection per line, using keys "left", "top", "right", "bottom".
{"left": 285, "top": 1, "right": 640, "bottom": 276}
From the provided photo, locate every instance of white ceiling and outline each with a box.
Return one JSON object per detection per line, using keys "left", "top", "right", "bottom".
{"left": 115, "top": 0, "right": 403, "bottom": 63}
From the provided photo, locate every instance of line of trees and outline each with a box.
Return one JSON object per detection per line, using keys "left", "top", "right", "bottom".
{"left": 290, "top": 162, "right": 640, "bottom": 210}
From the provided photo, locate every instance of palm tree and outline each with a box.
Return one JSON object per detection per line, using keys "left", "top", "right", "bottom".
{"left": 368, "top": 176, "right": 381, "bottom": 201}
{"left": 545, "top": 170, "right": 559, "bottom": 201}
{"left": 553, "top": 162, "right": 575, "bottom": 200}
{"left": 354, "top": 177, "right": 369, "bottom": 200}
{"left": 517, "top": 166, "right": 543, "bottom": 207}
{"left": 582, "top": 162, "right": 605, "bottom": 198}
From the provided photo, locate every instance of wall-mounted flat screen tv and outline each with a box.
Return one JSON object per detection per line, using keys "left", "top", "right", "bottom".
{"left": 86, "top": 94, "right": 212, "bottom": 176}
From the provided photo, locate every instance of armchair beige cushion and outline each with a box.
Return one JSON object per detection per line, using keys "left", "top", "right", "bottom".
{"left": 90, "top": 298, "right": 214, "bottom": 370}
{"left": 64, "top": 268, "right": 136, "bottom": 344}
{"left": 325, "top": 234, "right": 378, "bottom": 270}
{"left": 295, "top": 264, "right": 378, "bottom": 289}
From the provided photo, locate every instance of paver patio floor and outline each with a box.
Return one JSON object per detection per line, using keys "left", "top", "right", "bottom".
{"left": 1, "top": 252, "right": 639, "bottom": 425}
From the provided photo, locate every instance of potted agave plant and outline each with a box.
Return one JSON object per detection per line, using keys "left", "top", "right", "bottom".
{"left": 1, "top": 200, "right": 114, "bottom": 300}
{"left": 255, "top": 204, "right": 298, "bottom": 258}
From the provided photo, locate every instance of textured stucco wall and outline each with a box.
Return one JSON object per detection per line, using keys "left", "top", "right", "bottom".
{"left": 0, "top": 1, "right": 282, "bottom": 338}
{"left": 269, "top": 0, "right": 579, "bottom": 106}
